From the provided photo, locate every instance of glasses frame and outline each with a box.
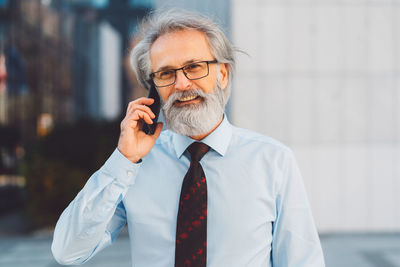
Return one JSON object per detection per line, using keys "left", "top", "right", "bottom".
{"left": 150, "top": 60, "right": 218, "bottom": 87}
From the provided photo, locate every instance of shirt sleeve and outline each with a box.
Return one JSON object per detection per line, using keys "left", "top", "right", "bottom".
{"left": 51, "top": 149, "right": 141, "bottom": 265}
{"left": 271, "top": 150, "right": 325, "bottom": 267}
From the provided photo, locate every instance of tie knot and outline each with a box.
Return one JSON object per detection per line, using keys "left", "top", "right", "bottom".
{"left": 187, "top": 142, "right": 210, "bottom": 162}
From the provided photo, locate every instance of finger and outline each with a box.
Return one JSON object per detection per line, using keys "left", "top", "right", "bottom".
{"left": 150, "top": 122, "right": 163, "bottom": 140}
{"left": 127, "top": 98, "right": 155, "bottom": 115}
{"left": 127, "top": 98, "right": 154, "bottom": 110}
{"left": 128, "top": 104, "right": 155, "bottom": 118}
{"left": 131, "top": 110, "right": 153, "bottom": 125}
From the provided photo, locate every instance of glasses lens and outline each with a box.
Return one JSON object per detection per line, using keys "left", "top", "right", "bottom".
{"left": 153, "top": 70, "right": 176, "bottom": 87}
{"left": 183, "top": 62, "right": 208, "bottom": 80}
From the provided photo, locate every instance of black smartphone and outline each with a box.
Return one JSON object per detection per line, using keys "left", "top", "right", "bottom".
{"left": 142, "top": 81, "right": 161, "bottom": 135}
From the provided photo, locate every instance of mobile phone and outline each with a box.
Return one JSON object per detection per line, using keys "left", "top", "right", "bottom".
{"left": 142, "top": 80, "right": 161, "bottom": 135}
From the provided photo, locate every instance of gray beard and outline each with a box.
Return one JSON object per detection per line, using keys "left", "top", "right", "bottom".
{"left": 161, "top": 82, "right": 228, "bottom": 137}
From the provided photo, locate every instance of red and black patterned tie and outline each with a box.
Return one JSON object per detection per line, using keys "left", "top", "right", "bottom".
{"left": 175, "top": 142, "right": 210, "bottom": 267}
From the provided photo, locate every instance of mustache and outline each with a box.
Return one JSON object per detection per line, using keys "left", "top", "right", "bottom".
{"left": 162, "top": 88, "right": 209, "bottom": 112}
{"left": 165, "top": 88, "right": 208, "bottom": 104}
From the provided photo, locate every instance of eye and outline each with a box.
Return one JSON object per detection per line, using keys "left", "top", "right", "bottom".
{"left": 184, "top": 63, "right": 202, "bottom": 72}
{"left": 157, "top": 70, "right": 175, "bottom": 79}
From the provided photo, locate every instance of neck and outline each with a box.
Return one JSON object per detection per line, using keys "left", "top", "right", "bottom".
{"left": 190, "top": 115, "right": 224, "bottom": 141}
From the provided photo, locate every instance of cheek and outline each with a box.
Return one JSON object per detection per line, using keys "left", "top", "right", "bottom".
{"left": 157, "top": 88, "right": 171, "bottom": 102}
{"left": 201, "top": 80, "right": 217, "bottom": 94}
{"left": 191, "top": 78, "right": 215, "bottom": 94}
{"left": 203, "top": 72, "right": 219, "bottom": 93}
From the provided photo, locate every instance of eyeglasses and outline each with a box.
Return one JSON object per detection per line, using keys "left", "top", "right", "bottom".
{"left": 150, "top": 60, "right": 218, "bottom": 87}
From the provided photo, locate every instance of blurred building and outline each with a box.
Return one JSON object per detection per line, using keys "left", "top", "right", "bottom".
{"left": 0, "top": 0, "right": 152, "bottom": 142}
{"left": 71, "top": 0, "right": 152, "bottom": 120}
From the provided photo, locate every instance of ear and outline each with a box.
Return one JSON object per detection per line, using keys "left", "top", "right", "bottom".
{"left": 218, "top": 63, "right": 229, "bottom": 89}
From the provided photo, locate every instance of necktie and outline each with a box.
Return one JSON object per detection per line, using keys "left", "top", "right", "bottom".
{"left": 175, "top": 142, "right": 210, "bottom": 267}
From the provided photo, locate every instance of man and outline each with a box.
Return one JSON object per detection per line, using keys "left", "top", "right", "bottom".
{"left": 52, "top": 9, "right": 325, "bottom": 267}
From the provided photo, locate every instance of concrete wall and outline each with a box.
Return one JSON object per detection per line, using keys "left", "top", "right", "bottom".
{"left": 231, "top": 0, "right": 400, "bottom": 232}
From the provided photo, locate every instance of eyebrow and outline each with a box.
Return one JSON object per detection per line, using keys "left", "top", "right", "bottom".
{"left": 154, "top": 59, "right": 201, "bottom": 73}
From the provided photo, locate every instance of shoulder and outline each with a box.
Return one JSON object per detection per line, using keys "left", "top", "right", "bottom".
{"left": 227, "top": 125, "right": 299, "bottom": 192}
{"left": 227, "top": 124, "right": 297, "bottom": 171}
{"left": 230, "top": 125, "right": 292, "bottom": 155}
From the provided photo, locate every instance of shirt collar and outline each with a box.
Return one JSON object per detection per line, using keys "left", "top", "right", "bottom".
{"left": 172, "top": 115, "right": 232, "bottom": 158}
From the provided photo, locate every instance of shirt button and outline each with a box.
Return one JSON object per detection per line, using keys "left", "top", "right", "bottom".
{"left": 127, "top": 171, "right": 133, "bottom": 177}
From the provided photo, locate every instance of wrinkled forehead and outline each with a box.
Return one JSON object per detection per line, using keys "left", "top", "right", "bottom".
{"left": 150, "top": 29, "right": 214, "bottom": 72}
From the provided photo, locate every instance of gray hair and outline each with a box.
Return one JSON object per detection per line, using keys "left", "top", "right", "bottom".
{"left": 130, "top": 9, "right": 236, "bottom": 91}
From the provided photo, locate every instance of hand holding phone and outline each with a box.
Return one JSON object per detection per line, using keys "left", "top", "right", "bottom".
{"left": 117, "top": 85, "right": 163, "bottom": 163}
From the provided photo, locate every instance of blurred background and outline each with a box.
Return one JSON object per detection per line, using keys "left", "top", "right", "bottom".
{"left": 0, "top": 0, "right": 399, "bottom": 266}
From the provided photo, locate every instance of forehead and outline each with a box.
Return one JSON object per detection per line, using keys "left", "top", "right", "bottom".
{"left": 150, "top": 29, "right": 214, "bottom": 71}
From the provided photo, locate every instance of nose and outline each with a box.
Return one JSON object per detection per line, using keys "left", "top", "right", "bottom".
{"left": 174, "top": 69, "right": 192, "bottom": 90}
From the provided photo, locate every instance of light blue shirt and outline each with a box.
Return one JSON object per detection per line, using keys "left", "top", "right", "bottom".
{"left": 52, "top": 116, "right": 325, "bottom": 267}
